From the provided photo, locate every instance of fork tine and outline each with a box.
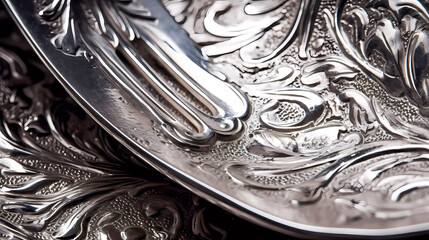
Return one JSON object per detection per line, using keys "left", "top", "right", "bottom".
{"left": 78, "top": 17, "right": 216, "bottom": 150}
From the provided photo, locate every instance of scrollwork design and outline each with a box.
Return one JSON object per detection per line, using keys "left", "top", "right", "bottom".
{"left": 191, "top": 0, "right": 429, "bottom": 225}
{"left": 0, "top": 14, "right": 281, "bottom": 239}
{"left": 0, "top": 42, "right": 201, "bottom": 239}
{"left": 180, "top": 0, "right": 321, "bottom": 66}
{"left": 326, "top": 0, "right": 429, "bottom": 116}
{"left": 14, "top": 0, "right": 429, "bottom": 236}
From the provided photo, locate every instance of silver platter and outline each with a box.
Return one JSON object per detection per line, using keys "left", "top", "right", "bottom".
{"left": 3, "top": 0, "right": 429, "bottom": 238}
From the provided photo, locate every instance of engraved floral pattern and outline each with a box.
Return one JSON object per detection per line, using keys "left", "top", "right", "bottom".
{"left": 7, "top": 0, "right": 429, "bottom": 237}
{"left": 0, "top": 8, "right": 287, "bottom": 239}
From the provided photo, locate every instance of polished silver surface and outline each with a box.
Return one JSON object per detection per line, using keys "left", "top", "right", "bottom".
{"left": 37, "top": 0, "right": 250, "bottom": 151}
{"left": 5, "top": 0, "right": 429, "bottom": 238}
{"left": 0, "top": 11, "right": 289, "bottom": 239}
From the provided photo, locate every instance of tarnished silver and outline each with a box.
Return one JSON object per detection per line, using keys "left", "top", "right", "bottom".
{"left": 5, "top": 0, "right": 429, "bottom": 238}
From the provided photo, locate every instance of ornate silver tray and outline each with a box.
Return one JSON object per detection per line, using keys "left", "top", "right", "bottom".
{"left": 4, "top": 0, "right": 429, "bottom": 238}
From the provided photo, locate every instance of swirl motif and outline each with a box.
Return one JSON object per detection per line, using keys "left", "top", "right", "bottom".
{"left": 174, "top": 0, "right": 429, "bottom": 234}
{"left": 0, "top": 11, "right": 290, "bottom": 239}
{"left": 6, "top": 0, "right": 429, "bottom": 237}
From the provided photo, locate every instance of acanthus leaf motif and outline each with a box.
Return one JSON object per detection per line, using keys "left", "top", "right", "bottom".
{"left": 328, "top": 0, "right": 429, "bottom": 116}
